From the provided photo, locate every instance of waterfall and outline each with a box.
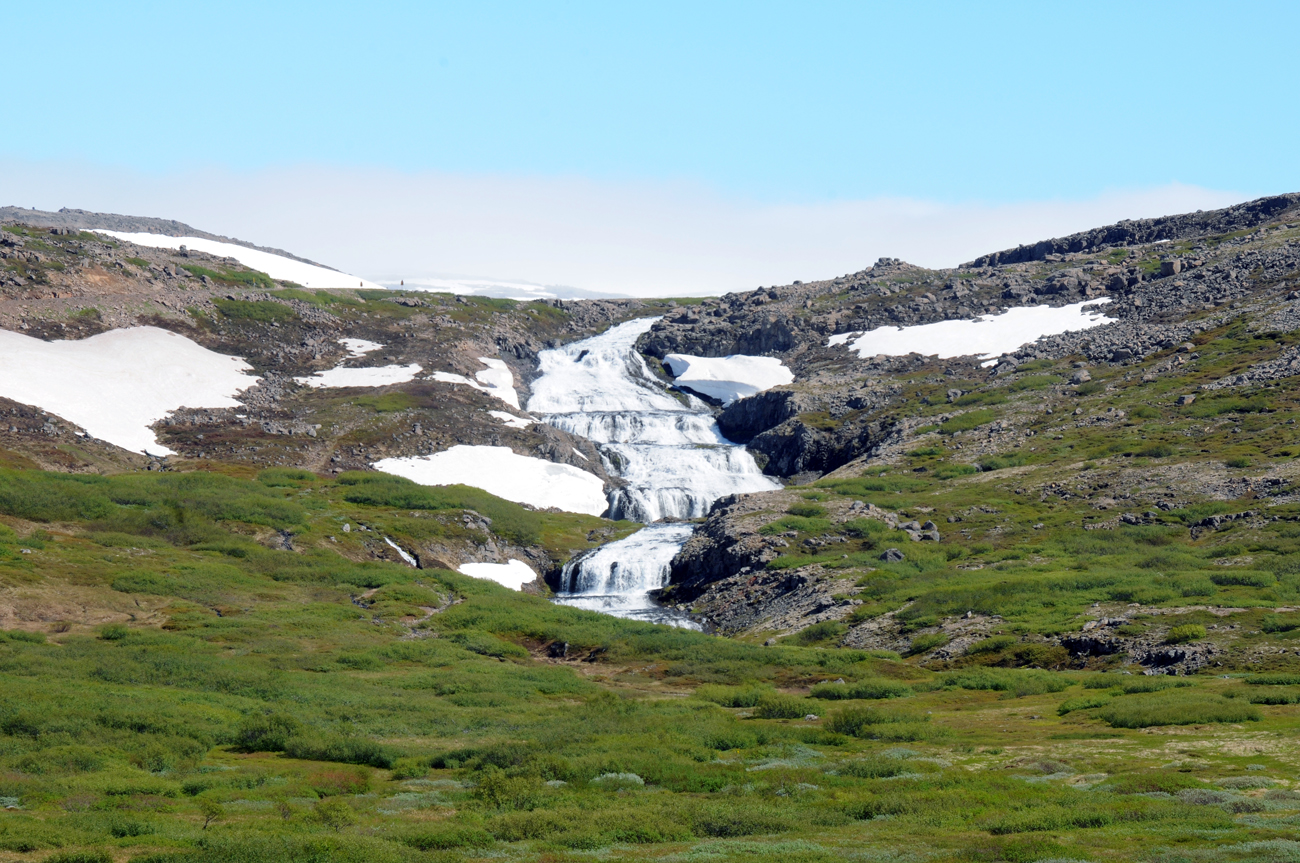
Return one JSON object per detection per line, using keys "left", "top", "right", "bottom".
{"left": 528, "top": 317, "right": 780, "bottom": 626}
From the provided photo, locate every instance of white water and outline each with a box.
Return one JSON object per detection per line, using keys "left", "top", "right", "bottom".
{"left": 556, "top": 524, "right": 697, "bottom": 624}
{"left": 528, "top": 318, "right": 780, "bottom": 626}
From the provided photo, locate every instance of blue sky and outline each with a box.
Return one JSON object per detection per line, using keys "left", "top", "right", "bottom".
{"left": 2, "top": 2, "right": 1296, "bottom": 292}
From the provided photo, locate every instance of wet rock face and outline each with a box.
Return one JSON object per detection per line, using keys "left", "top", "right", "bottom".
{"left": 639, "top": 312, "right": 800, "bottom": 360}
{"left": 745, "top": 414, "right": 898, "bottom": 477}
{"left": 716, "top": 390, "right": 815, "bottom": 443}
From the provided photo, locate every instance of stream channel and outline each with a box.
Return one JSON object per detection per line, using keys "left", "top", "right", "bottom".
{"left": 526, "top": 318, "right": 780, "bottom": 627}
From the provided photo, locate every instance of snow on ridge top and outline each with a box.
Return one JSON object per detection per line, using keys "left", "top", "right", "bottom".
{"left": 374, "top": 445, "right": 607, "bottom": 516}
{"left": 830, "top": 299, "right": 1115, "bottom": 361}
{"left": 458, "top": 559, "right": 538, "bottom": 591}
{"left": 429, "top": 357, "right": 520, "bottom": 409}
{"left": 661, "top": 353, "right": 794, "bottom": 406}
{"left": 0, "top": 326, "right": 258, "bottom": 456}
{"left": 91, "top": 230, "right": 383, "bottom": 290}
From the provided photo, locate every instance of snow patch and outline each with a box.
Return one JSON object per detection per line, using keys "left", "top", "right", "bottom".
{"left": 91, "top": 230, "right": 383, "bottom": 290}
{"left": 429, "top": 358, "right": 519, "bottom": 408}
{"left": 340, "top": 338, "right": 383, "bottom": 357}
{"left": 295, "top": 363, "right": 422, "bottom": 389}
{"left": 661, "top": 353, "right": 794, "bottom": 405}
{"left": 830, "top": 299, "right": 1115, "bottom": 361}
{"left": 571, "top": 447, "right": 588, "bottom": 461}
{"left": 0, "top": 326, "right": 257, "bottom": 456}
{"left": 458, "top": 559, "right": 538, "bottom": 591}
{"left": 474, "top": 359, "right": 520, "bottom": 408}
{"left": 374, "top": 445, "right": 607, "bottom": 516}
{"left": 489, "top": 410, "right": 533, "bottom": 429}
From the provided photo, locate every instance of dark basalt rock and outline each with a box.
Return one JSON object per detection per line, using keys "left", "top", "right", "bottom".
{"left": 967, "top": 193, "right": 1300, "bottom": 267}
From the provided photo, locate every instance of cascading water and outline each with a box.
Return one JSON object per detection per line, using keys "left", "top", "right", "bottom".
{"left": 528, "top": 318, "right": 780, "bottom": 626}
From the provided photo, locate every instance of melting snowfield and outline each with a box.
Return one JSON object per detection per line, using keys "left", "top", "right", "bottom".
{"left": 489, "top": 410, "right": 534, "bottom": 429}
{"left": 430, "top": 358, "right": 521, "bottom": 408}
{"left": 829, "top": 299, "right": 1115, "bottom": 361}
{"left": 458, "top": 559, "right": 539, "bottom": 591}
{"left": 661, "top": 353, "right": 793, "bottom": 405}
{"left": 90, "top": 230, "right": 383, "bottom": 290}
{"left": 296, "top": 363, "right": 423, "bottom": 389}
{"left": 340, "top": 338, "right": 384, "bottom": 357}
{"left": 294, "top": 338, "right": 422, "bottom": 388}
{"left": 373, "top": 445, "right": 608, "bottom": 516}
{"left": 0, "top": 326, "right": 257, "bottom": 455}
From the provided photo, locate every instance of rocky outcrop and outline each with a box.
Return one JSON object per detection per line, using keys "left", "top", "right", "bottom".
{"left": 746, "top": 413, "right": 898, "bottom": 477}
{"left": 967, "top": 193, "right": 1300, "bottom": 267}
{"left": 664, "top": 490, "right": 902, "bottom": 628}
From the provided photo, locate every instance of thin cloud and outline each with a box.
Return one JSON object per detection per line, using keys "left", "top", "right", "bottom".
{"left": 0, "top": 160, "right": 1247, "bottom": 297}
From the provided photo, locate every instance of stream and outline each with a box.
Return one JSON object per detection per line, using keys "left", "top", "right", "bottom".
{"left": 526, "top": 318, "right": 780, "bottom": 627}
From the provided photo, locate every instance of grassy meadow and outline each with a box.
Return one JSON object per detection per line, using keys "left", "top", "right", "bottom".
{"left": 4, "top": 292, "right": 1300, "bottom": 861}
{"left": 2, "top": 462, "right": 1300, "bottom": 863}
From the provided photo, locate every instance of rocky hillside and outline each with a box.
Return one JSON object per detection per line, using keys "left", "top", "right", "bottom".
{"left": 645, "top": 194, "right": 1300, "bottom": 672}
{"left": 8, "top": 195, "right": 1300, "bottom": 679}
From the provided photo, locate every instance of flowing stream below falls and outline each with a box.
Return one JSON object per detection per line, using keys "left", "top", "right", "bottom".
{"left": 526, "top": 318, "right": 780, "bottom": 627}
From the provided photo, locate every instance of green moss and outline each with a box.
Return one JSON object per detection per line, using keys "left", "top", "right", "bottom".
{"left": 939, "top": 409, "right": 997, "bottom": 435}
{"left": 212, "top": 298, "right": 295, "bottom": 322}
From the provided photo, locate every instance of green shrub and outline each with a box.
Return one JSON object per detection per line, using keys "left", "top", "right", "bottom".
{"left": 754, "top": 693, "right": 809, "bottom": 719}
{"left": 474, "top": 766, "right": 542, "bottom": 810}
{"left": 1, "top": 630, "right": 46, "bottom": 644}
{"left": 98, "top": 623, "right": 129, "bottom": 641}
{"left": 694, "top": 684, "right": 771, "bottom": 708}
{"left": 1008, "top": 375, "right": 1060, "bottom": 392}
{"left": 338, "top": 473, "right": 541, "bottom": 545}
{"left": 399, "top": 827, "right": 495, "bottom": 851}
{"left": 1058, "top": 694, "right": 1111, "bottom": 715}
{"left": 786, "top": 503, "right": 826, "bottom": 518}
{"left": 1117, "top": 677, "right": 1194, "bottom": 694}
{"left": 212, "top": 298, "right": 294, "bottom": 321}
{"left": 825, "top": 706, "right": 925, "bottom": 736}
{"left": 809, "top": 679, "right": 913, "bottom": 700}
{"left": 234, "top": 713, "right": 303, "bottom": 752}
{"left": 1075, "top": 381, "right": 1105, "bottom": 396}
{"left": 1245, "top": 687, "right": 1300, "bottom": 705}
{"left": 842, "top": 518, "right": 888, "bottom": 538}
{"left": 1261, "top": 614, "right": 1300, "bottom": 633}
{"left": 257, "top": 468, "right": 316, "bottom": 487}
{"left": 978, "top": 453, "right": 1027, "bottom": 472}
{"left": 1098, "top": 692, "right": 1261, "bottom": 728}
{"left": 447, "top": 630, "right": 529, "bottom": 659}
{"left": 1166, "top": 624, "right": 1207, "bottom": 644}
{"left": 838, "top": 756, "right": 912, "bottom": 778}
{"left": 283, "top": 735, "right": 396, "bottom": 768}
{"left": 1247, "top": 673, "right": 1300, "bottom": 686}
{"left": 787, "top": 621, "right": 845, "bottom": 646}
{"left": 687, "top": 802, "right": 791, "bottom": 837}
{"left": 906, "top": 632, "right": 949, "bottom": 655}
{"left": 1137, "top": 444, "right": 1175, "bottom": 458}
{"left": 45, "top": 852, "right": 112, "bottom": 863}
{"left": 1211, "top": 571, "right": 1274, "bottom": 587}
{"left": 939, "top": 410, "right": 997, "bottom": 435}
{"left": 933, "top": 463, "right": 981, "bottom": 480}
{"left": 312, "top": 798, "right": 358, "bottom": 832}
{"left": 1225, "top": 456, "right": 1252, "bottom": 468}
{"left": 936, "top": 668, "right": 1070, "bottom": 696}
